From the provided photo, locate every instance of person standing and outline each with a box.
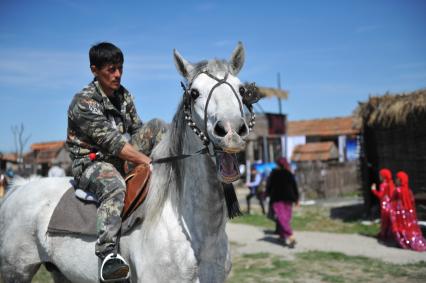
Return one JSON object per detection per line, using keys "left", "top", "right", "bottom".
{"left": 0, "top": 171, "right": 6, "bottom": 198}
{"left": 266, "top": 157, "right": 299, "bottom": 248}
{"left": 245, "top": 166, "right": 265, "bottom": 214}
{"left": 48, "top": 162, "right": 66, "bottom": 177}
{"left": 371, "top": 168, "right": 394, "bottom": 240}
{"left": 390, "top": 171, "right": 426, "bottom": 252}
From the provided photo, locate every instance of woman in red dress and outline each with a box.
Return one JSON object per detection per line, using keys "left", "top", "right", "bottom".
{"left": 390, "top": 171, "right": 426, "bottom": 252}
{"left": 371, "top": 168, "right": 394, "bottom": 240}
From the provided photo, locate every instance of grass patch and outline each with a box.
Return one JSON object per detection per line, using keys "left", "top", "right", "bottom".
{"left": 32, "top": 266, "right": 53, "bottom": 283}
{"left": 231, "top": 213, "right": 275, "bottom": 229}
{"left": 227, "top": 251, "right": 426, "bottom": 283}
{"left": 0, "top": 266, "right": 53, "bottom": 283}
{"left": 231, "top": 206, "right": 380, "bottom": 236}
{"left": 2, "top": 252, "right": 425, "bottom": 283}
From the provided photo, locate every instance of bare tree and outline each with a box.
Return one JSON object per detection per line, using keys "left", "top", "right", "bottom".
{"left": 11, "top": 123, "right": 31, "bottom": 173}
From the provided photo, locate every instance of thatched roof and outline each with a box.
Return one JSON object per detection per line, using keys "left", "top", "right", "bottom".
{"left": 245, "top": 83, "right": 288, "bottom": 99}
{"left": 257, "top": 86, "right": 288, "bottom": 99}
{"left": 354, "top": 89, "right": 426, "bottom": 128}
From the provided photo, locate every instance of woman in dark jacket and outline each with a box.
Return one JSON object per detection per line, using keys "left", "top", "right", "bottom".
{"left": 266, "top": 157, "right": 299, "bottom": 248}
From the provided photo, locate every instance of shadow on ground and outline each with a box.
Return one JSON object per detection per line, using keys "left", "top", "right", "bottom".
{"left": 330, "top": 203, "right": 367, "bottom": 222}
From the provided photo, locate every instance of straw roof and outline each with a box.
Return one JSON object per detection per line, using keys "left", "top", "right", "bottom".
{"left": 354, "top": 89, "right": 426, "bottom": 128}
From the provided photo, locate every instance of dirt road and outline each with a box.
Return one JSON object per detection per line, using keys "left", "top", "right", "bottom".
{"left": 227, "top": 223, "right": 426, "bottom": 264}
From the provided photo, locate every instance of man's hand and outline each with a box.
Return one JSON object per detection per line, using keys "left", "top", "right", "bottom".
{"left": 119, "top": 143, "right": 151, "bottom": 165}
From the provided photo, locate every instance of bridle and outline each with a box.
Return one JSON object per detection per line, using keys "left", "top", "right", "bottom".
{"left": 181, "top": 70, "right": 259, "bottom": 148}
{"left": 152, "top": 70, "right": 259, "bottom": 164}
{"left": 151, "top": 69, "right": 259, "bottom": 219}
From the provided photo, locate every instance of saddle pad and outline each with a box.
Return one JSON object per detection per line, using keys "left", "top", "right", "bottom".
{"left": 47, "top": 187, "right": 143, "bottom": 236}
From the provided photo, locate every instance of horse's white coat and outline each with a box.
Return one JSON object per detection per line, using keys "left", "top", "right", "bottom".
{"left": 0, "top": 43, "right": 247, "bottom": 283}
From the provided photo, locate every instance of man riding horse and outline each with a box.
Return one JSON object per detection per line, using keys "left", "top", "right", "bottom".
{"left": 67, "top": 42, "right": 166, "bottom": 281}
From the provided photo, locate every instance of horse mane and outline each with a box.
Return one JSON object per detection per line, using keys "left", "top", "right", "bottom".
{"left": 142, "top": 100, "right": 187, "bottom": 227}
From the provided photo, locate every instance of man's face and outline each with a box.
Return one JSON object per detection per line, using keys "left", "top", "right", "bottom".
{"left": 91, "top": 63, "right": 123, "bottom": 95}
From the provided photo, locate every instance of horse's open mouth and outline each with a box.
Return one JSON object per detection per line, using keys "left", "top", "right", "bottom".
{"left": 216, "top": 151, "right": 241, "bottom": 184}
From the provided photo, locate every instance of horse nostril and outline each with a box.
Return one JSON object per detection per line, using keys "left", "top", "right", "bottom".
{"left": 214, "top": 122, "right": 227, "bottom": 137}
{"left": 238, "top": 124, "right": 248, "bottom": 136}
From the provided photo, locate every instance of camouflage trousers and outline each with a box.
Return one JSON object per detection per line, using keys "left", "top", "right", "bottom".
{"left": 77, "top": 119, "right": 167, "bottom": 259}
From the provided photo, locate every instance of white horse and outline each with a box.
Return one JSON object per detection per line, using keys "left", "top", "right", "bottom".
{"left": 0, "top": 42, "right": 253, "bottom": 283}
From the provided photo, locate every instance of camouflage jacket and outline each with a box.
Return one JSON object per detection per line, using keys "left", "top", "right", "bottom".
{"left": 67, "top": 81, "right": 143, "bottom": 177}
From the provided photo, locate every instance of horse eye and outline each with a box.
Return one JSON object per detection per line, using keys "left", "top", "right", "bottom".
{"left": 239, "top": 86, "right": 246, "bottom": 96}
{"left": 190, "top": 89, "right": 200, "bottom": 99}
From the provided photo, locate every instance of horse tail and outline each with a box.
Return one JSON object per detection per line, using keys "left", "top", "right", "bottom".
{"left": 0, "top": 175, "right": 41, "bottom": 207}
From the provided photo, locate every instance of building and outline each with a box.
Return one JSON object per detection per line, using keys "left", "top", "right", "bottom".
{"left": 354, "top": 89, "right": 426, "bottom": 219}
{"left": 291, "top": 142, "right": 338, "bottom": 162}
{"left": 287, "top": 116, "right": 360, "bottom": 163}
{"left": 30, "top": 141, "right": 71, "bottom": 176}
{"left": 0, "top": 153, "right": 18, "bottom": 172}
{"left": 284, "top": 116, "right": 361, "bottom": 199}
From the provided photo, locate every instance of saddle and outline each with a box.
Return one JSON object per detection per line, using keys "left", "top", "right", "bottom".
{"left": 47, "top": 164, "right": 151, "bottom": 236}
{"left": 122, "top": 163, "right": 151, "bottom": 219}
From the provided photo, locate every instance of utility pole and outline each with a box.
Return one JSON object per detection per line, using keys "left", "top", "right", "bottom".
{"left": 277, "top": 72, "right": 287, "bottom": 160}
{"left": 277, "top": 72, "right": 282, "bottom": 114}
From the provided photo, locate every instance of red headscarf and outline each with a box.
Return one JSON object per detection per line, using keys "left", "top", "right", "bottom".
{"left": 276, "top": 157, "right": 290, "bottom": 171}
{"left": 396, "top": 171, "right": 413, "bottom": 210}
{"left": 379, "top": 168, "right": 395, "bottom": 197}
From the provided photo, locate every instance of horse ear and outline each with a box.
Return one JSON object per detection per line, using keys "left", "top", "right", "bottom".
{"left": 229, "top": 42, "right": 245, "bottom": 75}
{"left": 173, "top": 49, "right": 194, "bottom": 79}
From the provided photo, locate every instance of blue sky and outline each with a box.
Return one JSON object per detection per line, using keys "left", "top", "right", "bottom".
{"left": 1, "top": 0, "right": 425, "bottom": 152}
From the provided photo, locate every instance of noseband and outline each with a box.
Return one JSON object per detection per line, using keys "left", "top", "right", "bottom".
{"left": 181, "top": 71, "right": 259, "bottom": 147}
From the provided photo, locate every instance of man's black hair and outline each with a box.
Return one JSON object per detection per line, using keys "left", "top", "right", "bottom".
{"left": 89, "top": 42, "right": 124, "bottom": 68}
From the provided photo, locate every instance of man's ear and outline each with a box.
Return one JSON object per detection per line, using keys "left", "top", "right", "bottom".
{"left": 90, "top": 65, "right": 98, "bottom": 77}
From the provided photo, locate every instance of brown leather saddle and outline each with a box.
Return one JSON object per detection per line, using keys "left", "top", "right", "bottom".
{"left": 122, "top": 163, "right": 151, "bottom": 220}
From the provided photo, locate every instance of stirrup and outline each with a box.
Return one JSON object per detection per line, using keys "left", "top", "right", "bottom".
{"left": 100, "top": 253, "right": 130, "bottom": 282}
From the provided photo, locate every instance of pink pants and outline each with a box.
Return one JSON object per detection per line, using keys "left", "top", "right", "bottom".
{"left": 273, "top": 201, "right": 293, "bottom": 239}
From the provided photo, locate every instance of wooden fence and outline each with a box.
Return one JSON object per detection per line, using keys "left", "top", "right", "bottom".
{"left": 295, "top": 160, "right": 361, "bottom": 199}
